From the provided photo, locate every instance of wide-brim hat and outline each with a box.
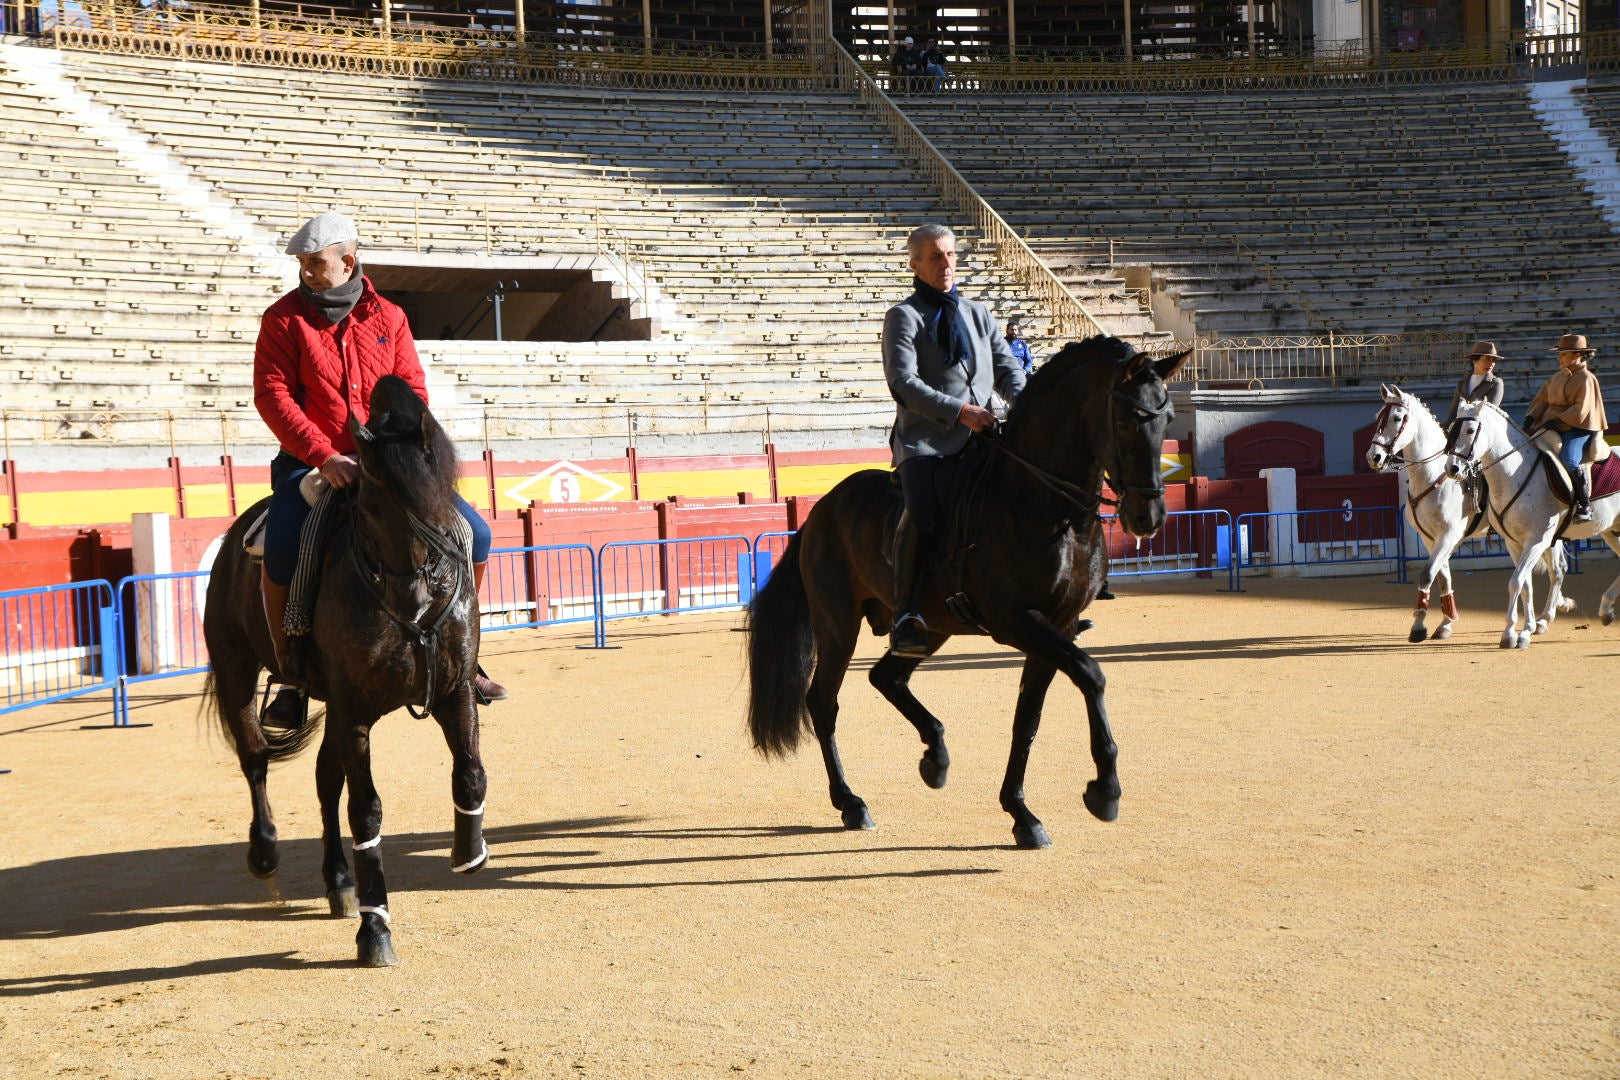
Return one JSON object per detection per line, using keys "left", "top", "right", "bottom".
{"left": 1465, "top": 340, "right": 1503, "bottom": 361}
{"left": 1552, "top": 333, "right": 1597, "bottom": 354}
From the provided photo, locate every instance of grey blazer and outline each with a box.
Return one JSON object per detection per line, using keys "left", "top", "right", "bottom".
{"left": 882, "top": 291, "right": 1026, "bottom": 465}
{"left": 1446, "top": 373, "right": 1505, "bottom": 423}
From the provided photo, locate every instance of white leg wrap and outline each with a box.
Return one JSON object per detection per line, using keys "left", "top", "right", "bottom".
{"left": 454, "top": 801, "right": 485, "bottom": 816}
{"left": 358, "top": 905, "right": 391, "bottom": 923}
{"left": 452, "top": 840, "right": 490, "bottom": 874}
{"left": 353, "top": 834, "right": 382, "bottom": 851}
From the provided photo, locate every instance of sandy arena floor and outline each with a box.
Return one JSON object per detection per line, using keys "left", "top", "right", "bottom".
{"left": 2, "top": 567, "right": 1617, "bottom": 1079}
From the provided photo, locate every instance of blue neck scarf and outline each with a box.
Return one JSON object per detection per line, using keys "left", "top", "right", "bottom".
{"left": 913, "top": 276, "right": 974, "bottom": 369}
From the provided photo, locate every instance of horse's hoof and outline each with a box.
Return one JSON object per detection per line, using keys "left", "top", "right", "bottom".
{"left": 1602, "top": 610, "right": 1615, "bottom": 627}
{"left": 1499, "top": 636, "right": 1516, "bottom": 649}
{"left": 327, "top": 887, "right": 359, "bottom": 918}
{"left": 1432, "top": 624, "right": 1452, "bottom": 641}
{"left": 1012, "top": 822, "right": 1052, "bottom": 849}
{"left": 1408, "top": 627, "right": 1428, "bottom": 643}
{"left": 919, "top": 755, "right": 949, "bottom": 789}
{"left": 841, "top": 804, "right": 875, "bottom": 830}
{"left": 1534, "top": 620, "right": 1550, "bottom": 635}
{"left": 1082, "top": 781, "right": 1120, "bottom": 822}
{"left": 451, "top": 841, "right": 489, "bottom": 875}
{"left": 356, "top": 913, "right": 398, "bottom": 967}
{"left": 246, "top": 846, "right": 279, "bottom": 880}
{"left": 1516, "top": 633, "right": 1532, "bottom": 650}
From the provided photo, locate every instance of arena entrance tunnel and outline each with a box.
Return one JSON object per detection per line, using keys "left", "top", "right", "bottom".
{"left": 365, "top": 255, "right": 653, "bottom": 343}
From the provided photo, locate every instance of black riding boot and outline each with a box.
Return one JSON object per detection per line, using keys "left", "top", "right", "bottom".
{"left": 890, "top": 511, "right": 930, "bottom": 658}
{"left": 1573, "top": 470, "right": 1593, "bottom": 522}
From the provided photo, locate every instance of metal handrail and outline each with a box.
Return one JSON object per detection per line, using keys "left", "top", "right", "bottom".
{"left": 823, "top": 37, "right": 1105, "bottom": 340}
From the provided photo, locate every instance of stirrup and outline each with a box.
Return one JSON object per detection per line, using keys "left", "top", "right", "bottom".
{"left": 890, "top": 613, "right": 931, "bottom": 658}
{"left": 259, "top": 682, "right": 308, "bottom": 731}
{"left": 1574, "top": 504, "right": 1593, "bottom": 522}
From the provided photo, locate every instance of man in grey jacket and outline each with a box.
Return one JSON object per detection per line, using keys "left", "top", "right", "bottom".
{"left": 882, "top": 223, "right": 1026, "bottom": 656}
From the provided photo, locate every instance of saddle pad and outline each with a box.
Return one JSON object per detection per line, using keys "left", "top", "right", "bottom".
{"left": 239, "top": 470, "right": 331, "bottom": 559}
{"left": 1593, "top": 452, "right": 1620, "bottom": 502}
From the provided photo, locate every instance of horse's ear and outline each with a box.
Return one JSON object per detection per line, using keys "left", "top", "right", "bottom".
{"left": 1153, "top": 349, "right": 1191, "bottom": 382}
{"left": 1381, "top": 383, "right": 1401, "bottom": 403}
{"left": 1123, "top": 350, "right": 1152, "bottom": 381}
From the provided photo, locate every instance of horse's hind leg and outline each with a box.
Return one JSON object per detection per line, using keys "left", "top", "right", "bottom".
{"left": 807, "top": 617, "right": 872, "bottom": 830}
{"left": 315, "top": 733, "right": 356, "bottom": 917}
{"left": 217, "top": 659, "right": 281, "bottom": 879}
{"left": 432, "top": 684, "right": 489, "bottom": 875}
{"left": 867, "top": 645, "right": 950, "bottom": 789}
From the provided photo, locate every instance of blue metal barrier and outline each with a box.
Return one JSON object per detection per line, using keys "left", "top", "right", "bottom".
{"left": 111, "top": 571, "right": 210, "bottom": 728}
{"left": 1234, "top": 506, "right": 1407, "bottom": 589}
{"left": 1104, "top": 509, "right": 1234, "bottom": 584}
{"left": 595, "top": 535, "right": 753, "bottom": 645}
{"left": 481, "top": 543, "right": 598, "bottom": 633}
{"left": 748, "top": 531, "right": 795, "bottom": 599}
{"left": 0, "top": 579, "right": 119, "bottom": 719}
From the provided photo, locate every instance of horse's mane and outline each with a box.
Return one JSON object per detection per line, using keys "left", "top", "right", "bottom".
{"left": 1395, "top": 388, "right": 1442, "bottom": 429}
{"left": 1003, "top": 334, "right": 1134, "bottom": 431}
{"left": 365, "top": 378, "right": 460, "bottom": 511}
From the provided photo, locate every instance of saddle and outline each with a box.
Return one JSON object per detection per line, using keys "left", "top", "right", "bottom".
{"left": 885, "top": 435, "right": 1003, "bottom": 633}
{"left": 242, "top": 470, "right": 332, "bottom": 559}
{"left": 1529, "top": 428, "right": 1617, "bottom": 509}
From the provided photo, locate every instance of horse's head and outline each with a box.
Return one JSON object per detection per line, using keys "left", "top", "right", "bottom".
{"left": 1366, "top": 383, "right": 1413, "bottom": 472}
{"left": 1105, "top": 344, "right": 1189, "bottom": 537}
{"left": 1009, "top": 335, "right": 1188, "bottom": 538}
{"left": 350, "top": 375, "right": 459, "bottom": 516}
{"left": 1444, "top": 398, "right": 1491, "bottom": 480}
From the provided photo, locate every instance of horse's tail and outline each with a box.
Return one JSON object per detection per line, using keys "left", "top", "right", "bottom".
{"left": 747, "top": 531, "right": 814, "bottom": 757}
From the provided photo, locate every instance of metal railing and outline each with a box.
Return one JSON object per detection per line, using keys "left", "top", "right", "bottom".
{"left": 1104, "top": 510, "right": 1234, "bottom": 582}
{"left": 0, "top": 580, "right": 119, "bottom": 716}
{"left": 595, "top": 535, "right": 754, "bottom": 644}
{"left": 112, "top": 571, "right": 209, "bottom": 727}
{"left": 1234, "top": 506, "right": 1408, "bottom": 589}
{"left": 479, "top": 542, "right": 598, "bottom": 633}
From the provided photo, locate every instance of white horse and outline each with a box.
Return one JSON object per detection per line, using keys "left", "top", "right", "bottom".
{"left": 1445, "top": 399, "right": 1620, "bottom": 648}
{"left": 1366, "top": 385, "right": 1567, "bottom": 642}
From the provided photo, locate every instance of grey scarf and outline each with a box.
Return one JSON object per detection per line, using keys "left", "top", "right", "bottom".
{"left": 300, "top": 266, "right": 365, "bottom": 325}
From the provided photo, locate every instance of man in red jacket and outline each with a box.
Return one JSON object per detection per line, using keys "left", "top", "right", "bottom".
{"left": 254, "top": 212, "right": 504, "bottom": 725}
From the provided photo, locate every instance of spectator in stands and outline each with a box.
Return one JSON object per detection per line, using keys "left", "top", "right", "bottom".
{"left": 922, "top": 39, "right": 950, "bottom": 93}
{"left": 1524, "top": 333, "right": 1608, "bottom": 522}
{"left": 893, "top": 37, "right": 925, "bottom": 93}
{"left": 254, "top": 211, "right": 506, "bottom": 726}
{"left": 883, "top": 223, "right": 1026, "bottom": 656}
{"left": 1445, "top": 340, "right": 1505, "bottom": 422}
{"left": 1005, "top": 318, "right": 1035, "bottom": 375}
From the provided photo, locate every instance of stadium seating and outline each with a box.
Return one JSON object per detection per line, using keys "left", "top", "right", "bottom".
{"left": 901, "top": 85, "right": 1620, "bottom": 354}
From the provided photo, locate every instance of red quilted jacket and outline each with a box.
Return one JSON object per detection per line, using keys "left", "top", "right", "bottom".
{"left": 253, "top": 277, "right": 428, "bottom": 467}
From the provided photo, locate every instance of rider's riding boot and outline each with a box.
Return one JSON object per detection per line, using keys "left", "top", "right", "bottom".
{"left": 1572, "top": 470, "right": 1593, "bottom": 522}
{"left": 469, "top": 561, "right": 508, "bottom": 702}
{"left": 890, "top": 511, "right": 931, "bottom": 658}
{"left": 260, "top": 567, "right": 306, "bottom": 728}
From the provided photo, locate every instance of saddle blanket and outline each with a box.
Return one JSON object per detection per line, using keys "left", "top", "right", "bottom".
{"left": 1594, "top": 452, "right": 1620, "bottom": 502}
{"left": 242, "top": 470, "right": 331, "bottom": 558}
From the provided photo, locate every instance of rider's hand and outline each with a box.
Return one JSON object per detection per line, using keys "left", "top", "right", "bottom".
{"left": 958, "top": 403, "right": 997, "bottom": 432}
{"left": 319, "top": 453, "right": 360, "bottom": 489}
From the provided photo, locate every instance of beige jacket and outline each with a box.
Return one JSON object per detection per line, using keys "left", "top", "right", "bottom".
{"left": 1527, "top": 362, "right": 1608, "bottom": 434}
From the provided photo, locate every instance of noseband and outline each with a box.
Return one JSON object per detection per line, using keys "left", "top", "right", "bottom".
{"left": 349, "top": 460, "right": 474, "bottom": 718}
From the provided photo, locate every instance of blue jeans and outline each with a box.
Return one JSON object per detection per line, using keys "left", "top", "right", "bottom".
{"left": 264, "top": 451, "right": 491, "bottom": 585}
{"left": 1558, "top": 430, "right": 1595, "bottom": 471}
{"left": 925, "top": 63, "right": 947, "bottom": 92}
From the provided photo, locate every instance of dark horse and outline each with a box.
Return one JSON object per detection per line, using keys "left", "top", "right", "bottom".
{"left": 202, "top": 375, "right": 488, "bottom": 966}
{"left": 747, "top": 335, "right": 1189, "bottom": 847}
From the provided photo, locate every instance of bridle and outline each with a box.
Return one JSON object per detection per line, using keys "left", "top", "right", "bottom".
{"left": 991, "top": 366, "right": 1172, "bottom": 515}
{"left": 349, "top": 458, "right": 473, "bottom": 719}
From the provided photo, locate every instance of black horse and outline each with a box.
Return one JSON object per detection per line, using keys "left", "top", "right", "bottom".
{"left": 747, "top": 335, "right": 1189, "bottom": 847}
{"left": 202, "top": 375, "right": 488, "bottom": 967}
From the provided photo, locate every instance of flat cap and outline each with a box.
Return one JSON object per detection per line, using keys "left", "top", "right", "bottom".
{"left": 285, "top": 211, "right": 358, "bottom": 255}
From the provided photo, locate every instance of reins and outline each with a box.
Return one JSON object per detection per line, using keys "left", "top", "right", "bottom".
{"left": 348, "top": 463, "right": 473, "bottom": 719}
